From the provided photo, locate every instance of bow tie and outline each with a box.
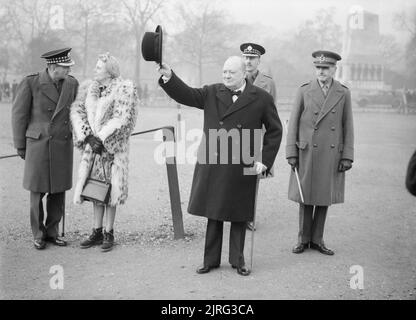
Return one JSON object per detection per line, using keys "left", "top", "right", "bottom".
{"left": 230, "top": 90, "right": 242, "bottom": 96}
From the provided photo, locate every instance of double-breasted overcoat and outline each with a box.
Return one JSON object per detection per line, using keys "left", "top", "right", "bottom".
{"left": 160, "top": 72, "right": 283, "bottom": 222}
{"left": 12, "top": 70, "right": 79, "bottom": 193}
{"left": 286, "top": 79, "right": 354, "bottom": 206}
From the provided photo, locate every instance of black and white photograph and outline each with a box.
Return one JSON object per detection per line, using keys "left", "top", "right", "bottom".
{"left": 0, "top": 0, "right": 415, "bottom": 305}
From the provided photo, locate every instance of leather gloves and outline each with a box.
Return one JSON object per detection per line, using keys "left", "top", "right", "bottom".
{"left": 85, "top": 135, "right": 104, "bottom": 154}
{"left": 17, "top": 148, "right": 26, "bottom": 160}
{"left": 287, "top": 157, "right": 299, "bottom": 171}
{"left": 338, "top": 159, "right": 352, "bottom": 172}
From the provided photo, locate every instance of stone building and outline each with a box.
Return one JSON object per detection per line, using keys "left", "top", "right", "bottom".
{"left": 337, "top": 6, "right": 389, "bottom": 92}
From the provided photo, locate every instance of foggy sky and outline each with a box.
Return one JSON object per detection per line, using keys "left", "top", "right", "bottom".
{"left": 207, "top": 0, "right": 414, "bottom": 44}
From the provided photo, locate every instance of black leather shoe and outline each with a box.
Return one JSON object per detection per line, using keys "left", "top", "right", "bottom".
{"left": 196, "top": 265, "right": 220, "bottom": 274}
{"left": 33, "top": 239, "right": 46, "bottom": 250}
{"left": 310, "top": 242, "right": 334, "bottom": 255}
{"left": 235, "top": 265, "right": 251, "bottom": 276}
{"left": 246, "top": 222, "right": 256, "bottom": 231}
{"left": 292, "top": 242, "right": 309, "bottom": 254}
{"left": 45, "top": 236, "right": 67, "bottom": 247}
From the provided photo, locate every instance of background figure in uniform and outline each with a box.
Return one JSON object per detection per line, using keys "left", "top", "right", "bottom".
{"left": 71, "top": 53, "right": 139, "bottom": 252}
{"left": 157, "top": 56, "right": 282, "bottom": 276}
{"left": 240, "top": 42, "right": 276, "bottom": 102}
{"left": 406, "top": 150, "right": 416, "bottom": 196}
{"left": 240, "top": 42, "right": 277, "bottom": 231}
{"left": 12, "top": 79, "right": 18, "bottom": 102}
{"left": 11, "top": 48, "right": 79, "bottom": 250}
{"left": 286, "top": 50, "right": 354, "bottom": 256}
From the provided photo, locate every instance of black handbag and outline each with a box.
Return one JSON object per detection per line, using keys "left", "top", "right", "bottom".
{"left": 81, "top": 154, "right": 111, "bottom": 205}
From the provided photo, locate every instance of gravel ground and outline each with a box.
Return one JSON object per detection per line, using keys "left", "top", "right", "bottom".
{"left": 0, "top": 102, "right": 415, "bottom": 300}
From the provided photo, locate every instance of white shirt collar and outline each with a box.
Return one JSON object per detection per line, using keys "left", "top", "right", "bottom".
{"left": 235, "top": 80, "right": 246, "bottom": 93}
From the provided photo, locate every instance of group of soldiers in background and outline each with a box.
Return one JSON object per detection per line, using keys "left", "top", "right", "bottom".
{"left": 0, "top": 79, "right": 18, "bottom": 102}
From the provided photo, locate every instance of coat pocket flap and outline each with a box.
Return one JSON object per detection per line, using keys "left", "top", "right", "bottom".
{"left": 338, "top": 143, "right": 344, "bottom": 152}
{"left": 296, "top": 141, "right": 308, "bottom": 150}
{"left": 25, "top": 129, "right": 41, "bottom": 139}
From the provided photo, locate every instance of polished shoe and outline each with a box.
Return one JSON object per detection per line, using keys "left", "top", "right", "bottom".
{"left": 33, "top": 239, "right": 46, "bottom": 250}
{"left": 196, "top": 265, "right": 220, "bottom": 274}
{"left": 80, "top": 227, "right": 103, "bottom": 249}
{"left": 310, "top": 242, "right": 334, "bottom": 255}
{"left": 292, "top": 242, "right": 309, "bottom": 254}
{"left": 246, "top": 222, "right": 256, "bottom": 231}
{"left": 45, "top": 236, "right": 67, "bottom": 246}
{"left": 101, "top": 229, "right": 114, "bottom": 252}
{"left": 232, "top": 265, "right": 251, "bottom": 276}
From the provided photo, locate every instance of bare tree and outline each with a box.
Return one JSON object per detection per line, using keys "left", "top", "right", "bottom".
{"left": 394, "top": 7, "right": 416, "bottom": 86}
{"left": 0, "top": 0, "right": 56, "bottom": 73}
{"left": 394, "top": 9, "right": 416, "bottom": 37}
{"left": 171, "top": 2, "right": 235, "bottom": 85}
{"left": 120, "top": 0, "right": 166, "bottom": 84}
{"left": 65, "top": 0, "right": 104, "bottom": 78}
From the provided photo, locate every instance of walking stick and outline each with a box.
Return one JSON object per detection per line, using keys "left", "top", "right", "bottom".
{"left": 282, "top": 119, "right": 305, "bottom": 203}
{"left": 61, "top": 194, "right": 65, "bottom": 237}
{"left": 294, "top": 167, "right": 305, "bottom": 203}
{"left": 250, "top": 174, "right": 260, "bottom": 272}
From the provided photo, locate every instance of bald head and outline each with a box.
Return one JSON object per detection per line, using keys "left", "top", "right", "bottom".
{"left": 224, "top": 56, "right": 245, "bottom": 72}
{"left": 222, "top": 56, "right": 246, "bottom": 90}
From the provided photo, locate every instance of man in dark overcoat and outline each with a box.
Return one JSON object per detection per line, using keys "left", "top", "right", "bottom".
{"left": 286, "top": 50, "right": 354, "bottom": 256}
{"left": 158, "top": 56, "right": 282, "bottom": 276}
{"left": 406, "top": 150, "right": 416, "bottom": 196}
{"left": 12, "top": 48, "right": 79, "bottom": 250}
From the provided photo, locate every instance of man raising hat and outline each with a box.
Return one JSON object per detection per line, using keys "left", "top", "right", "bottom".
{"left": 240, "top": 42, "right": 278, "bottom": 231}
{"left": 157, "top": 56, "right": 282, "bottom": 276}
{"left": 286, "top": 50, "right": 354, "bottom": 256}
{"left": 12, "top": 48, "right": 79, "bottom": 250}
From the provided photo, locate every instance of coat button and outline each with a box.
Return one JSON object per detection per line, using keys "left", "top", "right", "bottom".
{"left": 313, "top": 144, "right": 317, "bottom": 147}
{"left": 331, "top": 144, "right": 335, "bottom": 148}
{"left": 49, "top": 135, "right": 53, "bottom": 139}
{"left": 331, "top": 126, "right": 335, "bottom": 131}
{"left": 64, "top": 121, "right": 68, "bottom": 124}
{"left": 65, "top": 135, "right": 68, "bottom": 139}
{"left": 314, "top": 111, "right": 318, "bottom": 115}
{"left": 314, "top": 126, "right": 318, "bottom": 130}
{"left": 219, "top": 121, "right": 224, "bottom": 125}
{"left": 332, "top": 109, "right": 336, "bottom": 113}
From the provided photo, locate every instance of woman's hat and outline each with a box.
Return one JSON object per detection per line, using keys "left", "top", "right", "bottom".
{"left": 141, "top": 25, "right": 163, "bottom": 65}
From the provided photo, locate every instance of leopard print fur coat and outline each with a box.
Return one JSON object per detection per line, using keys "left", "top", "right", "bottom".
{"left": 70, "top": 77, "right": 139, "bottom": 206}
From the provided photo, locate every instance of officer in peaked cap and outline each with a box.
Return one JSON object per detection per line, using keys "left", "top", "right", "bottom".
{"left": 286, "top": 49, "right": 354, "bottom": 256}
{"left": 11, "top": 48, "right": 79, "bottom": 250}
{"left": 41, "top": 47, "right": 75, "bottom": 67}
{"left": 312, "top": 50, "right": 341, "bottom": 67}
{"left": 240, "top": 42, "right": 278, "bottom": 231}
{"left": 240, "top": 43, "right": 276, "bottom": 103}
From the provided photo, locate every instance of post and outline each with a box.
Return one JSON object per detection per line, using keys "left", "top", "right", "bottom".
{"left": 163, "top": 126, "right": 185, "bottom": 239}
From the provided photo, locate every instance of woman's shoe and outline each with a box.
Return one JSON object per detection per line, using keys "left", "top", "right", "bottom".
{"left": 101, "top": 229, "right": 114, "bottom": 252}
{"left": 80, "top": 227, "right": 103, "bottom": 249}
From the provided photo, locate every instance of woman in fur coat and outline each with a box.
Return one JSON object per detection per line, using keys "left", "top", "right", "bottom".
{"left": 71, "top": 53, "right": 138, "bottom": 252}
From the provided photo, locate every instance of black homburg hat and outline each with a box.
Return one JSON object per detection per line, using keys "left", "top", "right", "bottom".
{"left": 141, "top": 25, "right": 163, "bottom": 65}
